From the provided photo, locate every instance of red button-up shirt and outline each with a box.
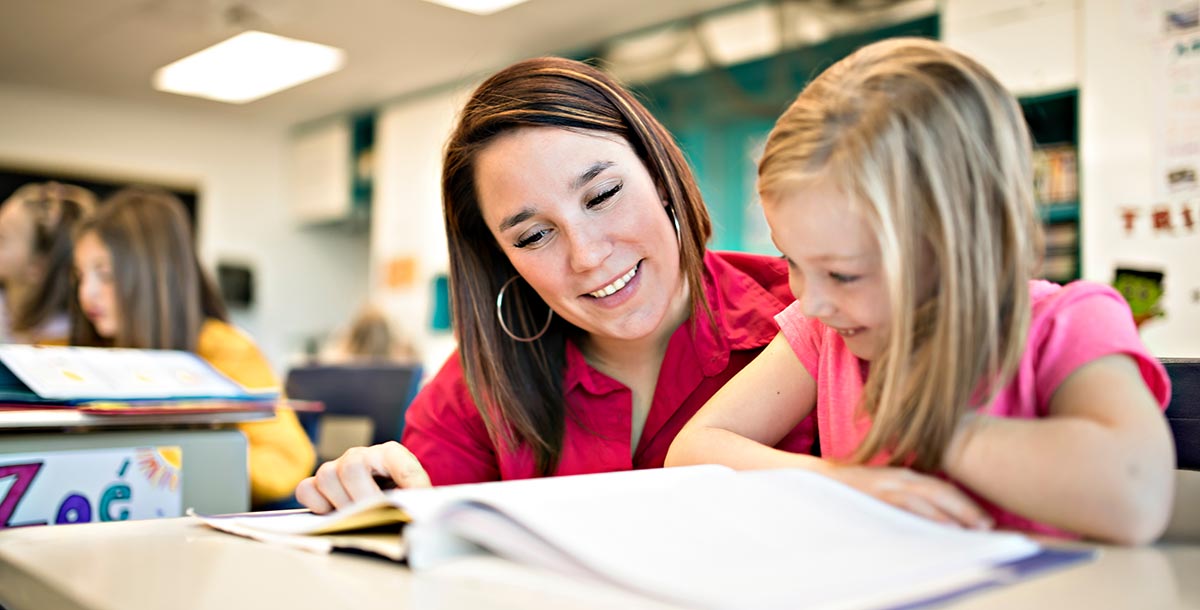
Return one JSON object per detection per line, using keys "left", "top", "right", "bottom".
{"left": 402, "top": 250, "right": 816, "bottom": 485}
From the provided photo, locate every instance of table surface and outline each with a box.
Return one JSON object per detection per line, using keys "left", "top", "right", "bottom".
{"left": 0, "top": 515, "right": 1197, "bottom": 610}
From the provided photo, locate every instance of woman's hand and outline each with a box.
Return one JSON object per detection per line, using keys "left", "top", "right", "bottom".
{"left": 295, "top": 441, "right": 432, "bottom": 514}
{"left": 826, "top": 465, "right": 993, "bottom": 530}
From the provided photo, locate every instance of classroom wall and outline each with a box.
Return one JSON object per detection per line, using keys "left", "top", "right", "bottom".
{"left": 945, "top": 0, "right": 1200, "bottom": 357}
{"left": 371, "top": 85, "right": 474, "bottom": 376}
{"left": 1079, "top": 0, "right": 1200, "bottom": 357}
{"left": 0, "top": 82, "right": 371, "bottom": 370}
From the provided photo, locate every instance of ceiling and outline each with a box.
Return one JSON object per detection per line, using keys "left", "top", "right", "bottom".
{"left": 0, "top": 0, "right": 756, "bottom": 126}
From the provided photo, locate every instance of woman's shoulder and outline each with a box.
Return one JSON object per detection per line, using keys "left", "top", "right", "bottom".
{"left": 706, "top": 250, "right": 788, "bottom": 284}
{"left": 410, "top": 350, "right": 477, "bottom": 415}
{"left": 704, "top": 250, "right": 793, "bottom": 307}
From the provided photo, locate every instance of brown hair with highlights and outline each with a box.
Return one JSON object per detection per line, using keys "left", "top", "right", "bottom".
{"left": 443, "top": 57, "right": 713, "bottom": 475}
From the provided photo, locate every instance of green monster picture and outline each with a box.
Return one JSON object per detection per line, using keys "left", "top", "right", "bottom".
{"left": 1113, "top": 267, "right": 1165, "bottom": 328}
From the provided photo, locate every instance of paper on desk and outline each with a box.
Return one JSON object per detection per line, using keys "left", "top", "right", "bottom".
{"left": 189, "top": 508, "right": 409, "bottom": 561}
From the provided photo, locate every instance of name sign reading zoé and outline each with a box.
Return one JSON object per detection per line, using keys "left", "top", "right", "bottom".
{"left": 0, "top": 447, "right": 183, "bottom": 529}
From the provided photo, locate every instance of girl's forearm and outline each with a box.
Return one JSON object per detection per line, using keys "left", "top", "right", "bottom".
{"left": 943, "top": 415, "right": 1174, "bottom": 544}
{"left": 667, "top": 425, "right": 832, "bottom": 473}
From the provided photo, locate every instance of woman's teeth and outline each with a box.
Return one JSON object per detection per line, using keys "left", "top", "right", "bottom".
{"left": 589, "top": 265, "right": 638, "bottom": 298}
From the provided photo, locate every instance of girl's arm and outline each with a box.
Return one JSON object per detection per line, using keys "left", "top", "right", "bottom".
{"left": 668, "top": 334, "right": 993, "bottom": 529}
{"left": 666, "top": 334, "right": 822, "bottom": 470}
{"left": 944, "top": 354, "right": 1176, "bottom": 545}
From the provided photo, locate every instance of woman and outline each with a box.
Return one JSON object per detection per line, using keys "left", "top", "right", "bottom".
{"left": 72, "top": 186, "right": 315, "bottom": 507}
{"left": 297, "top": 57, "right": 814, "bottom": 512}
{"left": 0, "top": 182, "right": 95, "bottom": 343}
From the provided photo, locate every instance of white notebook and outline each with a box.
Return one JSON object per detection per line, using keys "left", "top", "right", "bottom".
{"left": 197, "top": 466, "right": 1084, "bottom": 609}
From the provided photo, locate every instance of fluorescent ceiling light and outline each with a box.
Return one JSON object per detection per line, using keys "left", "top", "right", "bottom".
{"left": 153, "top": 31, "right": 345, "bottom": 104}
{"left": 605, "top": 26, "right": 706, "bottom": 84}
{"left": 697, "top": 4, "right": 781, "bottom": 67}
{"left": 421, "top": 0, "right": 529, "bottom": 16}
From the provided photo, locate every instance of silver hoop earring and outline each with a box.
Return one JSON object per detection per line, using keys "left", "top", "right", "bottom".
{"left": 496, "top": 275, "right": 553, "bottom": 342}
{"left": 667, "top": 205, "right": 681, "bottom": 244}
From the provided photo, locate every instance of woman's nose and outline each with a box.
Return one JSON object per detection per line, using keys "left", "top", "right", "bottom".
{"left": 565, "top": 223, "right": 612, "bottom": 274}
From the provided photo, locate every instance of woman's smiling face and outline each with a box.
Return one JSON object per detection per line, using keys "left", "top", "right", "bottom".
{"left": 474, "top": 126, "right": 683, "bottom": 342}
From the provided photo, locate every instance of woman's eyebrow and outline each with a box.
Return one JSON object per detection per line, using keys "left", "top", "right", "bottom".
{"left": 498, "top": 207, "right": 535, "bottom": 233}
{"left": 571, "top": 161, "right": 614, "bottom": 190}
{"left": 497, "top": 161, "right": 617, "bottom": 233}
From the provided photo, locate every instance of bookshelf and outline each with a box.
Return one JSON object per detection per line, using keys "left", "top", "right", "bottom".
{"left": 1020, "top": 89, "right": 1080, "bottom": 283}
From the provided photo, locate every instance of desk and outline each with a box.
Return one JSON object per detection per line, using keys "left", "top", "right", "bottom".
{"left": 0, "top": 409, "right": 271, "bottom": 515}
{"left": 0, "top": 515, "right": 1196, "bottom": 610}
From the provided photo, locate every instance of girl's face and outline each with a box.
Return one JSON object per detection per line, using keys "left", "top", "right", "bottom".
{"left": 0, "top": 200, "right": 39, "bottom": 285}
{"left": 474, "top": 127, "right": 683, "bottom": 343}
{"left": 73, "top": 231, "right": 120, "bottom": 338}
{"left": 763, "top": 178, "right": 891, "bottom": 361}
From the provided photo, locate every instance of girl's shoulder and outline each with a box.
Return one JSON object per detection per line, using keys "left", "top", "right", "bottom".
{"left": 196, "top": 319, "right": 277, "bottom": 390}
{"left": 1028, "top": 279, "right": 1130, "bottom": 328}
{"left": 1022, "top": 279, "right": 1170, "bottom": 410}
{"left": 197, "top": 318, "right": 256, "bottom": 351}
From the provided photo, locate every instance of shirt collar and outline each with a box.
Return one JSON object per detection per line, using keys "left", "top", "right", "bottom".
{"left": 563, "top": 251, "right": 791, "bottom": 393}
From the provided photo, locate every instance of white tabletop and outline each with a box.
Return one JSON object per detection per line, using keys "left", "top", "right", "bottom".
{"left": 0, "top": 515, "right": 1197, "bottom": 610}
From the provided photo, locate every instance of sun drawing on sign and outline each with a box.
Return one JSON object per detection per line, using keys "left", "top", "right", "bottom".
{"left": 137, "top": 447, "right": 182, "bottom": 491}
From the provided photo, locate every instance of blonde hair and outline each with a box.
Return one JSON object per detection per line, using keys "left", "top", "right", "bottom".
{"left": 758, "top": 38, "right": 1044, "bottom": 471}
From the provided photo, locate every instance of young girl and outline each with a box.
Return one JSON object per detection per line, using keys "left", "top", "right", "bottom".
{"left": 666, "top": 38, "right": 1175, "bottom": 545}
{"left": 71, "top": 186, "right": 315, "bottom": 507}
{"left": 0, "top": 182, "right": 95, "bottom": 343}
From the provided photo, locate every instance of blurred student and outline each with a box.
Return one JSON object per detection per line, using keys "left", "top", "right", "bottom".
{"left": 0, "top": 181, "right": 95, "bottom": 343}
{"left": 666, "top": 38, "right": 1174, "bottom": 545}
{"left": 321, "top": 305, "right": 417, "bottom": 364}
{"left": 71, "top": 186, "right": 315, "bottom": 507}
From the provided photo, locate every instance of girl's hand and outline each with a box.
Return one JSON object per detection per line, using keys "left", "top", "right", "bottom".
{"left": 295, "top": 441, "right": 432, "bottom": 514}
{"left": 826, "top": 465, "right": 993, "bottom": 530}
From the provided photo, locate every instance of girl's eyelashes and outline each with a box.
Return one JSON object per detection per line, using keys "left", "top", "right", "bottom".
{"left": 829, "top": 272, "right": 860, "bottom": 284}
{"left": 587, "top": 183, "right": 621, "bottom": 209}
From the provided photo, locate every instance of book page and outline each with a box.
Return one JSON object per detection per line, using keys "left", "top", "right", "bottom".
{"left": 191, "top": 509, "right": 408, "bottom": 561}
{"left": 416, "top": 468, "right": 1041, "bottom": 609}
{"left": 195, "top": 504, "right": 409, "bottom": 537}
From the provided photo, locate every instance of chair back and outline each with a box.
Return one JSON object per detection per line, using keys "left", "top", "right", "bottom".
{"left": 1162, "top": 358, "right": 1200, "bottom": 471}
{"left": 285, "top": 363, "right": 422, "bottom": 459}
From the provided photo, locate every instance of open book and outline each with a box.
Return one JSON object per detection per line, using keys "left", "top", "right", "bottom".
{"left": 196, "top": 466, "right": 1090, "bottom": 609}
{"left": 0, "top": 344, "right": 277, "bottom": 405}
